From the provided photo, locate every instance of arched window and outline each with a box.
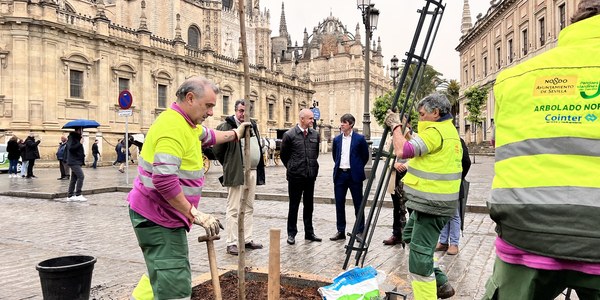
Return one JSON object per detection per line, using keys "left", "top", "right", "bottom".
{"left": 188, "top": 26, "right": 201, "bottom": 49}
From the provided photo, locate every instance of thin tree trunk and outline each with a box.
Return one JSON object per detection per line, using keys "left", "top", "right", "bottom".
{"left": 237, "top": 1, "right": 251, "bottom": 299}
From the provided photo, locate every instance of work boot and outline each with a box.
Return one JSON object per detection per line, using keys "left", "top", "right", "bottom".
{"left": 437, "top": 282, "right": 455, "bottom": 299}
{"left": 447, "top": 245, "right": 459, "bottom": 255}
{"left": 435, "top": 242, "right": 448, "bottom": 251}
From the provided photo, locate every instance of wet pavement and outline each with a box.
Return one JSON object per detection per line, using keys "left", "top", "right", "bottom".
{"left": 0, "top": 155, "right": 513, "bottom": 300}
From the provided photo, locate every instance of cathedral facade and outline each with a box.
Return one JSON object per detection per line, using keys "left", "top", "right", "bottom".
{"left": 270, "top": 4, "right": 390, "bottom": 141}
{"left": 456, "top": 0, "right": 579, "bottom": 144}
{"left": 0, "top": 0, "right": 391, "bottom": 161}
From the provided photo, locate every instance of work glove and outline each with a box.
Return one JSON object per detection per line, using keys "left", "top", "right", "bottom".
{"left": 233, "top": 122, "right": 252, "bottom": 141}
{"left": 190, "top": 207, "right": 223, "bottom": 236}
{"left": 384, "top": 109, "right": 402, "bottom": 133}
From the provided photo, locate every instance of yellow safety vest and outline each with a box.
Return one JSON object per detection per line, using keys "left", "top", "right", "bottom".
{"left": 490, "top": 15, "right": 600, "bottom": 262}
{"left": 403, "top": 118, "right": 462, "bottom": 216}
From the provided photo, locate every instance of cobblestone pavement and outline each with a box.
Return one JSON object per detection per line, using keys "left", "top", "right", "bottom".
{"left": 0, "top": 155, "right": 509, "bottom": 299}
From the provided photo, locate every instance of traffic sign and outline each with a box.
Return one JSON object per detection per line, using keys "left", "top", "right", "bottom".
{"left": 118, "top": 90, "right": 133, "bottom": 109}
{"left": 312, "top": 107, "right": 321, "bottom": 120}
{"left": 119, "top": 109, "right": 133, "bottom": 116}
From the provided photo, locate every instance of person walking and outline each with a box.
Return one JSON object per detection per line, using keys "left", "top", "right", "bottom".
{"left": 329, "top": 113, "right": 369, "bottom": 241}
{"left": 127, "top": 76, "right": 251, "bottom": 299}
{"left": 6, "top": 136, "right": 20, "bottom": 178}
{"left": 280, "top": 108, "right": 322, "bottom": 245}
{"left": 482, "top": 2, "right": 600, "bottom": 298}
{"left": 66, "top": 128, "right": 86, "bottom": 201}
{"left": 116, "top": 140, "right": 126, "bottom": 173}
{"left": 213, "top": 99, "right": 266, "bottom": 255}
{"left": 24, "top": 133, "right": 40, "bottom": 178}
{"left": 436, "top": 137, "right": 471, "bottom": 255}
{"left": 91, "top": 139, "right": 100, "bottom": 169}
{"left": 56, "top": 136, "right": 69, "bottom": 180}
{"left": 385, "top": 93, "right": 463, "bottom": 299}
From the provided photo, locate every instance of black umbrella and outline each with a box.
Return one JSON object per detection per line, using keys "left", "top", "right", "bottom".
{"left": 62, "top": 119, "right": 100, "bottom": 129}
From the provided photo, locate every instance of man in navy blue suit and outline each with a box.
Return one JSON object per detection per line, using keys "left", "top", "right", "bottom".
{"left": 330, "top": 114, "right": 370, "bottom": 241}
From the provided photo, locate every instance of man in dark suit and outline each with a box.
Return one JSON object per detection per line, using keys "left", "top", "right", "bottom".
{"left": 280, "top": 108, "right": 321, "bottom": 245}
{"left": 330, "top": 114, "right": 370, "bottom": 241}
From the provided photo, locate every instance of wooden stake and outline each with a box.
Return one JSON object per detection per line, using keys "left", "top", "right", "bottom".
{"left": 267, "top": 228, "right": 281, "bottom": 300}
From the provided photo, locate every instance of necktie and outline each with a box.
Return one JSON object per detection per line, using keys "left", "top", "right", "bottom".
{"left": 303, "top": 130, "right": 308, "bottom": 138}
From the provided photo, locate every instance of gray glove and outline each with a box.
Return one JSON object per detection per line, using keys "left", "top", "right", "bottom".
{"left": 384, "top": 109, "right": 402, "bottom": 132}
{"left": 233, "top": 122, "right": 252, "bottom": 140}
{"left": 190, "top": 207, "right": 223, "bottom": 236}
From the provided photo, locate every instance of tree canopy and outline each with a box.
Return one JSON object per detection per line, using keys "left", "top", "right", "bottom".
{"left": 464, "top": 85, "right": 489, "bottom": 125}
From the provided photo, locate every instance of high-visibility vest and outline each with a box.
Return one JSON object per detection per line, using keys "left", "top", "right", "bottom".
{"left": 403, "top": 118, "right": 462, "bottom": 216}
{"left": 490, "top": 15, "right": 600, "bottom": 262}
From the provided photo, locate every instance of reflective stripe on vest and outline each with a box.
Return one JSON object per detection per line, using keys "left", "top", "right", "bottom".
{"left": 402, "top": 119, "right": 462, "bottom": 202}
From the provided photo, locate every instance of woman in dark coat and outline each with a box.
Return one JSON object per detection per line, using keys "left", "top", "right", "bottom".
{"left": 6, "top": 136, "right": 21, "bottom": 177}
{"left": 24, "top": 134, "right": 41, "bottom": 178}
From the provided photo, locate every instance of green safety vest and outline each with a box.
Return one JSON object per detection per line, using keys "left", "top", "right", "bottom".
{"left": 403, "top": 118, "right": 462, "bottom": 216}
{"left": 490, "top": 15, "right": 600, "bottom": 262}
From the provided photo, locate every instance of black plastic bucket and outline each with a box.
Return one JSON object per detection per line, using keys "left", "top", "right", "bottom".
{"left": 36, "top": 255, "right": 97, "bottom": 300}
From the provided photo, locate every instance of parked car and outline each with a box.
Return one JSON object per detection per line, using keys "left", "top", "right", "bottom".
{"left": 0, "top": 144, "right": 22, "bottom": 173}
{"left": 370, "top": 137, "right": 382, "bottom": 158}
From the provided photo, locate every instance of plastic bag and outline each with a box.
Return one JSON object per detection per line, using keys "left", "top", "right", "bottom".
{"left": 318, "top": 266, "right": 386, "bottom": 300}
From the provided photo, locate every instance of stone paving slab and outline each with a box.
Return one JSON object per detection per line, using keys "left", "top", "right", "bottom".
{"left": 0, "top": 192, "right": 498, "bottom": 300}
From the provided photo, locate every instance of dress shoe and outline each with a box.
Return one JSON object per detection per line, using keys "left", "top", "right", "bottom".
{"left": 447, "top": 244, "right": 459, "bottom": 255}
{"left": 287, "top": 235, "right": 295, "bottom": 245}
{"left": 329, "top": 232, "right": 345, "bottom": 241}
{"left": 226, "top": 245, "right": 239, "bottom": 256}
{"left": 383, "top": 235, "right": 401, "bottom": 245}
{"left": 435, "top": 242, "right": 449, "bottom": 251}
{"left": 305, "top": 234, "right": 322, "bottom": 242}
{"left": 437, "top": 282, "right": 455, "bottom": 299}
{"left": 245, "top": 241, "right": 263, "bottom": 249}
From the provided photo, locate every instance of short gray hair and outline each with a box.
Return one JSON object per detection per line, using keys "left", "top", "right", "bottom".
{"left": 175, "top": 76, "right": 220, "bottom": 102}
{"left": 234, "top": 99, "right": 246, "bottom": 111}
{"left": 571, "top": 0, "right": 600, "bottom": 23}
{"left": 417, "top": 93, "right": 451, "bottom": 116}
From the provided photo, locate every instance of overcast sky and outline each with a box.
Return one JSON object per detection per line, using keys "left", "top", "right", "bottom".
{"left": 260, "top": 0, "right": 491, "bottom": 81}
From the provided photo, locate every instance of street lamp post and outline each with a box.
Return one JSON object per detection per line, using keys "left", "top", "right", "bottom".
{"left": 357, "top": 0, "right": 379, "bottom": 141}
{"left": 390, "top": 55, "right": 399, "bottom": 87}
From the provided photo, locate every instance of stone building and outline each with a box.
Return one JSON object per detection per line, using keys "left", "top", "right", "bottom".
{"left": 270, "top": 4, "right": 390, "bottom": 142}
{"left": 0, "top": 0, "right": 315, "bottom": 161}
{"left": 456, "top": 0, "right": 579, "bottom": 144}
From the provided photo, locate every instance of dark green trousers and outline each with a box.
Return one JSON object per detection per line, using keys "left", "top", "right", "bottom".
{"left": 403, "top": 211, "right": 451, "bottom": 286}
{"left": 483, "top": 257, "right": 600, "bottom": 300}
{"left": 129, "top": 208, "right": 192, "bottom": 299}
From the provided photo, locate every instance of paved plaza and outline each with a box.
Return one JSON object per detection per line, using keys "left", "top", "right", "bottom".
{"left": 0, "top": 154, "right": 552, "bottom": 300}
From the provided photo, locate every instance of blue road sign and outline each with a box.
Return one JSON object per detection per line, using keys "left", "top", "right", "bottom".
{"left": 312, "top": 107, "right": 321, "bottom": 120}
{"left": 118, "top": 90, "right": 133, "bottom": 109}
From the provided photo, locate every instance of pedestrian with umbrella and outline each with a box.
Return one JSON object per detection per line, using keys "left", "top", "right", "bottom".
{"left": 62, "top": 119, "right": 100, "bottom": 201}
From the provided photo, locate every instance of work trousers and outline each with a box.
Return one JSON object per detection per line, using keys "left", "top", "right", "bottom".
{"left": 67, "top": 165, "right": 84, "bottom": 197}
{"left": 287, "top": 177, "right": 316, "bottom": 237}
{"left": 484, "top": 257, "right": 600, "bottom": 299}
{"left": 129, "top": 208, "right": 191, "bottom": 300}
{"left": 404, "top": 211, "right": 450, "bottom": 299}
{"left": 439, "top": 208, "right": 461, "bottom": 246}
{"left": 333, "top": 170, "right": 365, "bottom": 233}
{"left": 225, "top": 169, "right": 256, "bottom": 246}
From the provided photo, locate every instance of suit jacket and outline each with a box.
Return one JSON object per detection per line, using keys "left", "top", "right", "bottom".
{"left": 331, "top": 131, "right": 369, "bottom": 183}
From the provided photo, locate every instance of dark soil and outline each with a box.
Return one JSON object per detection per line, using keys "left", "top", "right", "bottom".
{"left": 191, "top": 273, "right": 322, "bottom": 300}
